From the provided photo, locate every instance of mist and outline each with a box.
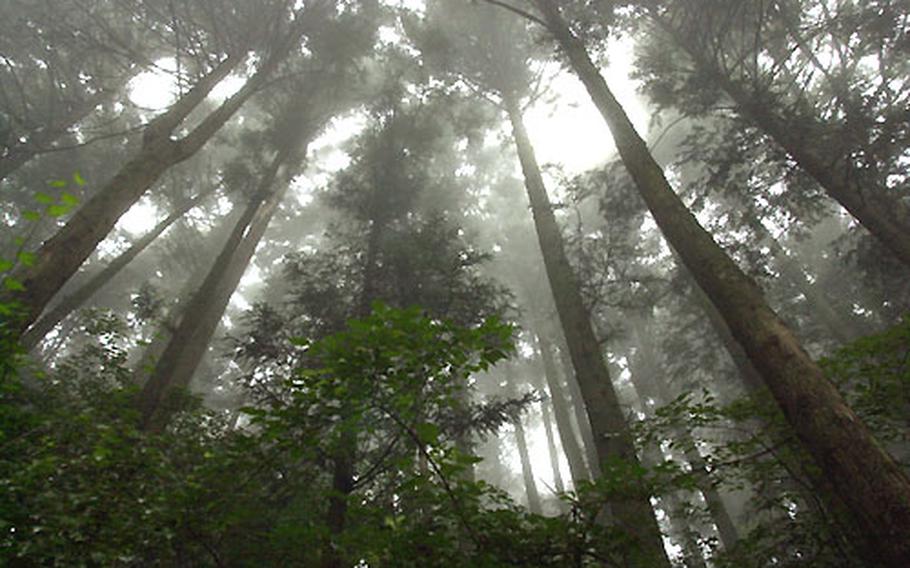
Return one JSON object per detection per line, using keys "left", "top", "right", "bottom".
{"left": 2, "top": 0, "right": 909, "bottom": 566}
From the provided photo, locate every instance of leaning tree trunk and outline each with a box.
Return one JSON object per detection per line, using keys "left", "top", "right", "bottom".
{"left": 3, "top": 11, "right": 315, "bottom": 336}
{"left": 21, "top": 187, "right": 216, "bottom": 350}
{"left": 138, "top": 146, "right": 294, "bottom": 430}
{"left": 533, "top": 3, "right": 910, "bottom": 565}
{"left": 505, "top": 95, "right": 671, "bottom": 568}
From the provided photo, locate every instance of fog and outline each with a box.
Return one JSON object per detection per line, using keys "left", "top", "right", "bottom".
{"left": 2, "top": 0, "right": 908, "bottom": 566}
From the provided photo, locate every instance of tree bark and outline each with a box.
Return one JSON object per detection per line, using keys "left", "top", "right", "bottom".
{"left": 533, "top": 3, "right": 910, "bottom": 564}
{"left": 20, "top": 188, "right": 216, "bottom": 350}
{"left": 505, "top": 95, "right": 671, "bottom": 567}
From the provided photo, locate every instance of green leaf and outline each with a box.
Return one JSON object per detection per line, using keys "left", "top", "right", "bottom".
{"left": 415, "top": 422, "right": 440, "bottom": 445}
{"left": 3, "top": 277, "right": 25, "bottom": 291}
{"left": 23, "top": 210, "right": 41, "bottom": 222}
{"left": 48, "top": 179, "right": 67, "bottom": 188}
{"left": 0, "top": 259, "right": 13, "bottom": 272}
{"left": 17, "top": 252, "right": 35, "bottom": 267}
{"left": 60, "top": 193, "right": 79, "bottom": 206}
{"left": 72, "top": 171, "right": 86, "bottom": 186}
{"left": 34, "top": 192, "right": 54, "bottom": 205}
{"left": 47, "top": 204, "right": 70, "bottom": 217}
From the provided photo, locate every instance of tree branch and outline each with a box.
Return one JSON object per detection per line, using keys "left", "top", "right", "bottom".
{"left": 476, "top": 0, "right": 547, "bottom": 28}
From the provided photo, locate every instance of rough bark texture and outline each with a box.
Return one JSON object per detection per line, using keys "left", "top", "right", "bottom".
{"left": 537, "top": 331, "right": 590, "bottom": 484}
{"left": 21, "top": 188, "right": 215, "bottom": 350}
{"left": 139, "top": 149, "right": 291, "bottom": 430}
{"left": 506, "top": 97, "right": 671, "bottom": 568}
{"left": 534, "top": 3, "right": 910, "bottom": 564}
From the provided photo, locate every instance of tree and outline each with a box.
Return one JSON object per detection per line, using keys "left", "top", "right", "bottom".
{"left": 494, "top": 2, "right": 910, "bottom": 564}
{"left": 414, "top": 3, "right": 672, "bottom": 564}
{"left": 630, "top": 0, "right": 910, "bottom": 268}
{"left": 2, "top": 0, "right": 335, "bottom": 336}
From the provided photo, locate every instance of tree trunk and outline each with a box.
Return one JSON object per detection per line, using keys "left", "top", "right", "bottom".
{"left": 538, "top": 388, "right": 566, "bottom": 494}
{"left": 4, "top": 13, "right": 313, "bottom": 336}
{"left": 323, "top": 438, "right": 355, "bottom": 568}
{"left": 534, "top": 3, "right": 910, "bottom": 564}
{"left": 506, "top": 369, "right": 543, "bottom": 514}
{"left": 505, "top": 96, "right": 671, "bottom": 567}
{"left": 554, "top": 332, "right": 600, "bottom": 477}
{"left": 536, "top": 331, "right": 590, "bottom": 485}
{"left": 514, "top": 411, "right": 544, "bottom": 514}
{"left": 21, "top": 188, "right": 216, "bottom": 350}
{"left": 139, "top": 147, "right": 292, "bottom": 430}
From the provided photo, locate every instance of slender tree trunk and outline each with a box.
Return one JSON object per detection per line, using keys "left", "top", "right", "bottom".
{"left": 3, "top": 12, "right": 314, "bottom": 336}
{"left": 20, "top": 188, "right": 215, "bottom": 350}
{"left": 536, "top": 331, "right": 590, "bottom": 485}
{"left": 139, "top": 147, "right": 293, "bottom": 430}
{"left": 538, "top": 390, "right": 566, "bottom": 494}
{"left": 555, "top": 333, "right": 600, "bottom": 476}
{"left": 505, "top": 95, "right": 671, "bottom": 567}
{"left": 533, "top": 4, "right": 910, "bottom": 564}
{"left": 506, "top": 370, "right": 543, "bottom": 514}
{"left": 514, "top": 415, "right": 543, "bottom": 514}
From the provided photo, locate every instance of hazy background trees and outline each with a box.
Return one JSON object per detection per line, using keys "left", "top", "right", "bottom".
{"left": 2, "top": 0, "right": 908, "bottom": 566}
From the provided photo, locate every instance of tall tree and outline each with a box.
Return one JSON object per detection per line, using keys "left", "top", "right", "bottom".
{"left": 415, "top": 3, "right": 673, "bottom": 564}
{"left": 490, "top": 2, "right": 910, "bottom": 564}
{"left": 21, "top": 187, "right": 217, "bottom": 350}
{"left": 3, "top": 0, "right": 334, "bottom": 336}
{"left": 137, "top": 26, "right": 376, "bottom": 428}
